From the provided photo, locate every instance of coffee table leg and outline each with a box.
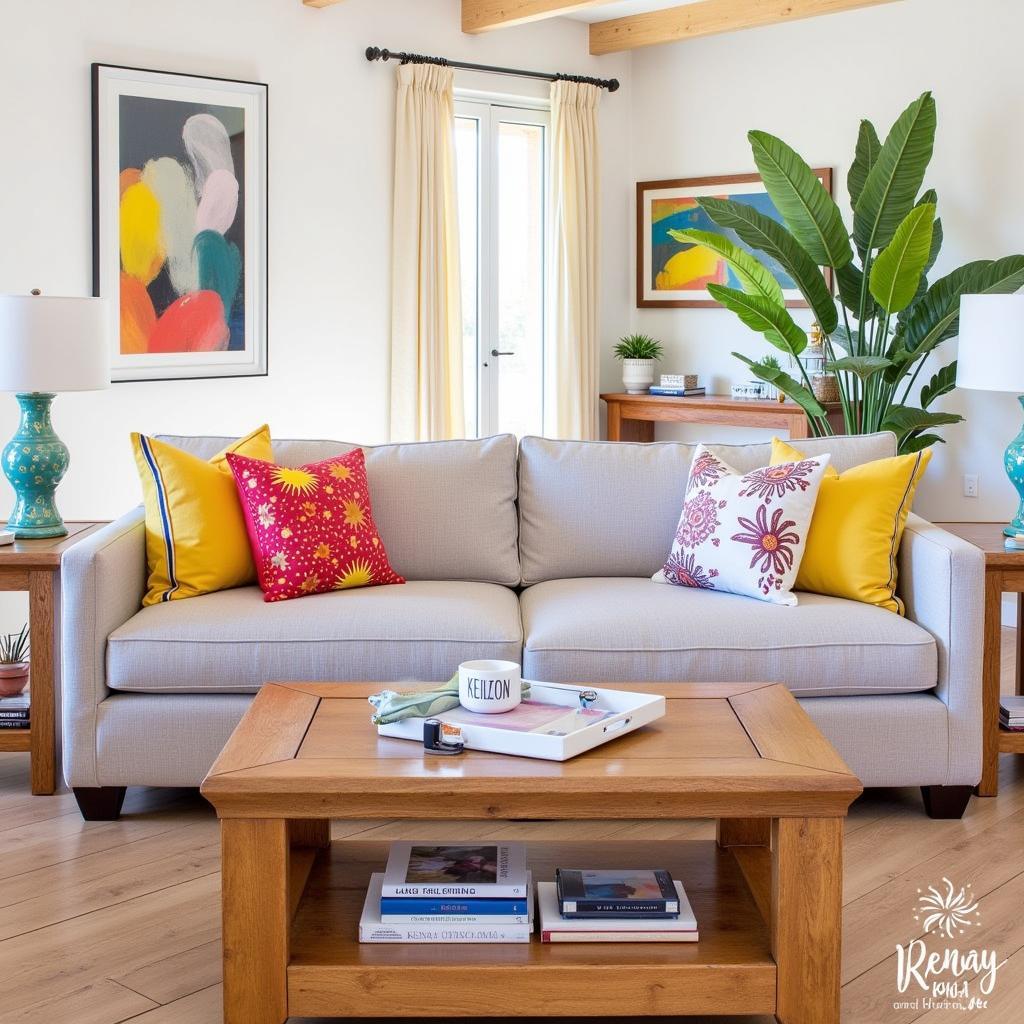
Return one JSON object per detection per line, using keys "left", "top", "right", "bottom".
{"left": 221, "top": 818, "right": 289, "bottom": 1024}
{"left": 772, "top": 817, "right": 843, "bottom": 1024}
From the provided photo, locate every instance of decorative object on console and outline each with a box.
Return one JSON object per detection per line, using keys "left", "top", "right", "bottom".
{"left": 227, "top": 447, "right": 404, "bottom": 602}
{"left": 0, "top": 624, "right": 30, "bottom": 697}
{"left": 668, "top": 92, "right": 1024, "bottom": 452}
{"left": 613, "top": 334, "right": 663, "bottom": 394}
{"left": 0, "top": 292, "right": 108, "bottom": 538}
{"left": 92, "top": 64, "right": 268, "bottom": 382}
{"left": 770, "top": 438, "right": 930, "bottom": 613}
{"left": 636, "top": 169, "right": 832, "bottom": 309}
{"left": 132, "top": 425, "right": 272, "bottom": 605}
{"left": 956, "top": 294, "right": 1024, "bottom": 536}
{"left": 654, "top": 444, "right": 831, "bottom": 606}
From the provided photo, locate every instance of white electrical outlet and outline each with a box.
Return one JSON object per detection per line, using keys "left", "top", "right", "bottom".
{"left": 964, "top": 474, "right": 979, "bottom": 498}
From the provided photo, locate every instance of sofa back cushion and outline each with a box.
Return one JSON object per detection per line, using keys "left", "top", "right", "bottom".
{"left": 156, "top": 433, "right": 520, "bottom": 585}
{"left": 517, "top": 432, "right": 896, "bottom": 585}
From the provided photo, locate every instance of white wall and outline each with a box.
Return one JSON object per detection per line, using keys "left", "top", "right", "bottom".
{"left": 0, "top": 0, "right": 631, "bottom": 524}
{"left": 623, "top": 0, "right": 1024, "bottom": 525}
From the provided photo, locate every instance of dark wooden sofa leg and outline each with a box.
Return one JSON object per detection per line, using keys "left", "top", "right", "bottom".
{"left": 73, "top": 786, "right": 127, "bottom": 821}
{"left": 921, "top": 785, "right": 973, "bottom": 820}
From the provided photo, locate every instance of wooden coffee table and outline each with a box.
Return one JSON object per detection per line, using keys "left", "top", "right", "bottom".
{"left": 201, "top": 681, "right": 862, "bottom": 1024}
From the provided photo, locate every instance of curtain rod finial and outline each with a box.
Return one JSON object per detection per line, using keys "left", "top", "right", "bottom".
{"left": 608, "top": 79, "right": 620, "bottom": 92}
{"left": 366, "top": 46, "right": 382, "bottom": 62}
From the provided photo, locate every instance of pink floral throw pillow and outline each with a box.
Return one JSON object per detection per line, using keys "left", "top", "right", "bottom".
{"left": 653, "top": 445, "right": 831, "bottom": 606}
{"left": 226, "top": 449, "right": 404, "bottom": 603}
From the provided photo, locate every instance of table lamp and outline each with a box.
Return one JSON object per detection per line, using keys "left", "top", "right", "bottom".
{"left": 0, "top": 292, "right": 109, "bottom": 539}
{"left": 956, "top": 293, "right": 1024, "bottom": 538}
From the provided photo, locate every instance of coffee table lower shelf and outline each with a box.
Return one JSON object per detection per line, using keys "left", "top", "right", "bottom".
{"left": 287, "top": 839, "right": 776, "bottom": 1018}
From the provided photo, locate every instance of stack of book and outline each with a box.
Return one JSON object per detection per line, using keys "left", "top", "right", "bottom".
{"left": 538, "top": 868, "right": 698, "bottom": 943}
{"left": 0, "top": 693, "right": 29, "bottom": 730}
{"left": 359, "top": 842, "right": 532, "bottom": 943}
{"left": 649, "top": 375, "right": 705, "bottom": 398}
{"left": 1000, "top": 697, "right": 1024, "bottom": 732}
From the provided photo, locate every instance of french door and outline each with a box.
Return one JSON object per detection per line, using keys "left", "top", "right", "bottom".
{"left": 455, "top": 98, "right": 549, "bottom": 438}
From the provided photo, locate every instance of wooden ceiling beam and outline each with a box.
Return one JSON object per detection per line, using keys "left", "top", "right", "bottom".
{"left": 589, "top": 0, "right": 903, "bottom": 54}
{"left": 463, "top": 0, "right": 618, "bottom": 33}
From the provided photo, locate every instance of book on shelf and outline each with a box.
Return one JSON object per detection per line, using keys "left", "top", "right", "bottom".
{"left": 555, "top": 868, "right": 679, "bottom": 917}
{"left": 1000, "top": 696, "right": 1024, "bottom": 729}
{"left": 0, "top": 718, "right": 30, "bottom": 729}
{"left": 380, "top": 892, "right": 529, "bottom": 924}
{"left": 360, "top": 874, "right": 534, "bottom": 943}
{"left": 538, "top": 882, "right": 696, "bottom": 943}
{"left": 648, "top": 386, "right": 705, "bottom": 397}
{"left": 381, "top": 841, "right": 528, "bottom": 899}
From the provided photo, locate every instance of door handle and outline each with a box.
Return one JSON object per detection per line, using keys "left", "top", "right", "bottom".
{"left": 490, "top": 349, "right": 515, "bottom": 357}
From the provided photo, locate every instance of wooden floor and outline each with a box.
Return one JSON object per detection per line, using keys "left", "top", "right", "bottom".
{"left": 0, "top": 636, "right": 1022, "bottom": 1023}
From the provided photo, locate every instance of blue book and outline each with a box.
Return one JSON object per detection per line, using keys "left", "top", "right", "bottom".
{"left": 379, "top": 896, "right": 528, "bottom": 922}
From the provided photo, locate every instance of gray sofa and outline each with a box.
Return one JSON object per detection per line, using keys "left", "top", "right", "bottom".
{"left": 62, "top": 431, "right": 984, "bottom": 820}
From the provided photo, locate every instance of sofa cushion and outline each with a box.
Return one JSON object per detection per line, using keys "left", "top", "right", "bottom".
{"left": 156, "top": 433, "right": 520, "bottom": 586}
{"left": 517, "top": 432, "right": 896, "bottom": 585}
{"left": 520, "top": 577, "right": 936, "bottom": 697}
{"left": 107, "top": 581, "right": 522, "bottom": 693}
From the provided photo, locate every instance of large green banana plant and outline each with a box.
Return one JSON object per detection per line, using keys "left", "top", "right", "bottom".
{"left": 670, "top": 92, "right": 1024, "bottom": 453}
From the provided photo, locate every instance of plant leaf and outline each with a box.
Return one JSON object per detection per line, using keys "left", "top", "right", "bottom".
{"left": 900, "top": 433, "right": 945, "bottom": 454}
{"left": 828, "top": 355, "right": 895, "bottom": 380}
{"left": 869, "top": 203, "right": 936, "bottom": 313}
{"left": 666, "top": 228, "right": 784, "bottom": 306}
{"left": 829, "top": 325, "right": 856, "bottom": 354}
{"left": 748, "top": 130, "right": 853, "bottom": 270}
{"left": 853, "top": 92, "right": 937, "bottom": 253}
{"left": 848, "top": 119, "right": 881, "bottom": 210}
{"left": 881, "top": 404, "right": 962, "bottom": 443}
{"left": 733, "top": 353, "right": 827, "bottom": 419}
{"left": 707, "top": 284, "right": 808, "bottom": 356}
{"left": 920, "top": 361, "right": 958, "bottom": 409}
{"left": 696, "top": 198, "right": 837, "bottom": 332}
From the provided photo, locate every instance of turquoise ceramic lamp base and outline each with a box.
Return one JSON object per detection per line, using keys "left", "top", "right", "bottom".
{"left": 2, "top": 393, "right": 69, "bottom": 539}
{"left": 1004, "top": 396, "right": 1024, "bottom": 538}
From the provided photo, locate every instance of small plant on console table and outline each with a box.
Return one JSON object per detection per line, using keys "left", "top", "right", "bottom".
{"left": 614, "top": 333, "right": 664, "bottom": 394}
{"left": 669, "top": 91, "right": 1024, "bottom": 453}
{"left": 0, "top": 624, "right": 30, "bottom": 697}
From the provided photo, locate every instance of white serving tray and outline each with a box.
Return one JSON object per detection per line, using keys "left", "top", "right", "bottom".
{"left": 377, "top": 682, "right": 666, "bottom": 762}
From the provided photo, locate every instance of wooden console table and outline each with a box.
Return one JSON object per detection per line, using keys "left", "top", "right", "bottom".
{"left": 937, "top": 522, "right": 1024, "bottom": 797}
{"left": 601, "top": 392, "right": 838, "bottom": 442}
{"left": 0, "top": 521, "right": 106, "bottom": 794}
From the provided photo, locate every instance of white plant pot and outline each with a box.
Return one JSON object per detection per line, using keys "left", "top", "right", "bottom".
{"left": 622, "top": 359, "right": 655, "bottom": 394}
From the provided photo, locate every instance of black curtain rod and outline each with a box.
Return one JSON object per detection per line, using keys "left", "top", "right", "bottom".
{"left": 365, "top": 46, "right": 619, "bottom": 92}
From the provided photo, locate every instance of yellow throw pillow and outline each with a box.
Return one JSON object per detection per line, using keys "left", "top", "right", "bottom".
{"left": 770, "top": 438, "right": 931, "bottom": 614}
{"left": 132, "top": 425, "right": 273, "bottom": 606}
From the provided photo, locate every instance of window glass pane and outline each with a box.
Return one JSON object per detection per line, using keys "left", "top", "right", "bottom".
{"left": 454, "top": 115, "right": 480, "bottom": 437}
{"left": 496, "top": 119, "right": 545, "bottom": 438}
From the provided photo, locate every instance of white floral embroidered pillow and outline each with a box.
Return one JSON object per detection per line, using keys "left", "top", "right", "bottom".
{"left": 653, "top": 445, "right": 831, "bottom": 606}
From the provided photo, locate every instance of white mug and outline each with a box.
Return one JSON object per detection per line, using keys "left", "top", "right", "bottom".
{"left": 458, "top": 660, "right": 522, "bottom": 714}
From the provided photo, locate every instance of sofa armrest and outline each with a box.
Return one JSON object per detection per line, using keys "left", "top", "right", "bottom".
{"left": 898, "top": 513, "right": 985, "bottom": 786}
{"left": 61, "top": 508, "right": 147, "bottom": 788}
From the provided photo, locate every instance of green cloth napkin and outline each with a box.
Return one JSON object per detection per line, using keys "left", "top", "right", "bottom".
{"left": 369, "top": 674, "right": 530, "bottom": 725}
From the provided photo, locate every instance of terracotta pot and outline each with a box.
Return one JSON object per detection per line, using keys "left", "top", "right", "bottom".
{"left": 0, "top": 663, "right": 29, "bottom": 697}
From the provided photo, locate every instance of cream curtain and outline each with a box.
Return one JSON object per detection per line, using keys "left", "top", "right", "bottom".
{"left": 390, "top": 63, "right": 465, "bottom": 441}
{"left": 546, "top": 80, "right": 601, "bottom": 441}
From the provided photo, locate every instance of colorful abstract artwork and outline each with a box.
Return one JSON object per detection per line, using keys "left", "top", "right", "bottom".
{"left": 93, "top": 65, "right": 267, "bottom": 381}
{"left": 636, "top": 171, "right": 832, "bottom": 308}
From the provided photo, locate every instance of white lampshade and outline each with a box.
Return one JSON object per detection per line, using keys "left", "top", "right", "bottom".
{"left": 0, "top": 294, "right": 109, "bottom": 393}
{"left": 956, "top": 294, "right": 1024, "bottom": 394}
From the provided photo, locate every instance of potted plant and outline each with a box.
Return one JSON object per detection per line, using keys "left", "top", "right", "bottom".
{"left": 0, "top": 624, "right": 29, "bottom": 697}
{"left": 668, "top": 92, "right": 1024, "bottom": 452}
{"left": 614, "top": 334, "right": 664, "bottom": 394}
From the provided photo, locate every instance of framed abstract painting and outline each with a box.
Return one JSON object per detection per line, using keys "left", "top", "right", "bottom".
{"left": 636, "top": 169, "right": 832, "bottom": 309}
{"left": 92, "top": 64, "right": 268, "bottom": 382}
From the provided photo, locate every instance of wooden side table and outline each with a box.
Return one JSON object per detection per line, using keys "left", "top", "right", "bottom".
{"left": 600, "top": 392, "right": 844, "bottom": 442}
{"left": 0, "top": 521, "right": 106, "bottom": 794}
{"left": 938, "top": 522, "right": 1024, "bottom": 797}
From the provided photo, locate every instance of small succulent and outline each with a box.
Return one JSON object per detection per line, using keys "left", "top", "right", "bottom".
{"left": 0, "top": 624, "right": 29, "bottom": 665}
{"left": 613, "top": 334, "right": 664, "bottom": 361}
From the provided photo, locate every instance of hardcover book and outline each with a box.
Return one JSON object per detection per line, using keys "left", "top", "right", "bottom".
{"left": 382, "top": 842, "right": 528, "bottom": 899}
{"left": 538, "top": 882, "right": 696, "bottom": 942}
{"left": 380, "top": 892, "right": 529, "bottom": 923}
{"left": 555, "top": 868, "right": 679, "bottom": 917}
{"left": 360, "top": 874, "right": 533, "bottom": 943}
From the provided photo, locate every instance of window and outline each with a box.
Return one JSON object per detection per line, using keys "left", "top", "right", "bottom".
{"left": 455, "top": 97, "right": 549, "bottom": 438}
